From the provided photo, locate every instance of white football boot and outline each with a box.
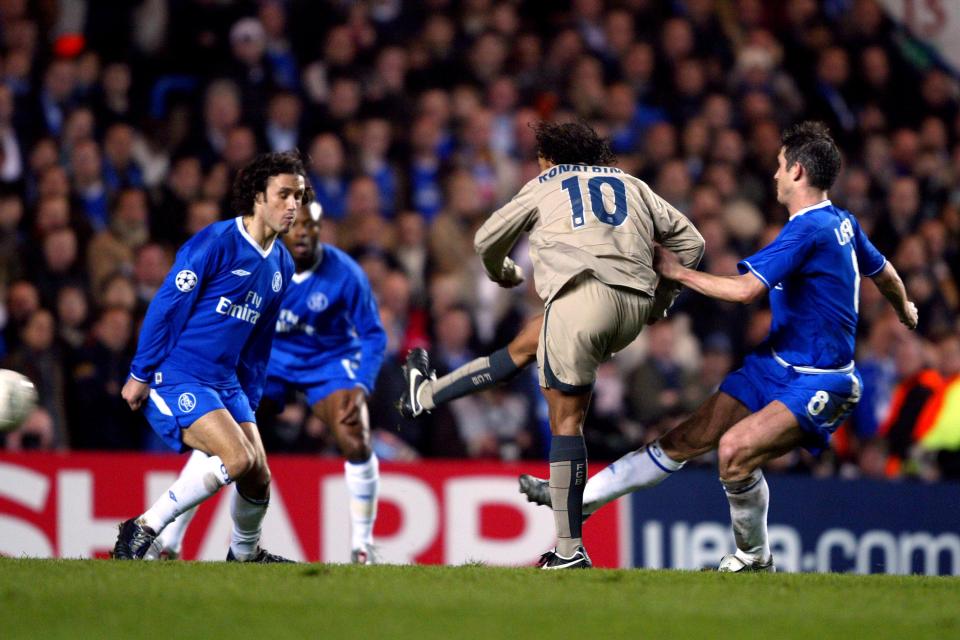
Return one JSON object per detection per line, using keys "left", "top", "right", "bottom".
{"left": 717, "top": 553, "right": 775, "bottom": 572}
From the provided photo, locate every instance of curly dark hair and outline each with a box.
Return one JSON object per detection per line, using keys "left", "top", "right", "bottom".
{"left": 231, "top": 150, "right": 307, "bottom": 216}
{"left": 532, "top": 121, "right": 616, "bottom": 166}
{"left": 781, "top": 121, "right": 841, "bottom": 191}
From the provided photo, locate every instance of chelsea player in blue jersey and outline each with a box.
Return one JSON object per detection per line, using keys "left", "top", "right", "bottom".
{"left": 516, "top": 122, "right": 918, "bottom": 571}
{"left": 148, "top": 190, "right": 387, "bottom": 564}
{"left": 112, "top": 152, "right": 304, "bottom": 561}
{"left": 265, "top": 195, "right": 387, "bottom": 563}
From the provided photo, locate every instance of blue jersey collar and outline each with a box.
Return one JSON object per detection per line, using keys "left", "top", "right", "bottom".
{"left": 789, "top": 199, "right": 832, "bottom": 220}
{"left": 235, "top": 216, "right": 277, "bottom": 258}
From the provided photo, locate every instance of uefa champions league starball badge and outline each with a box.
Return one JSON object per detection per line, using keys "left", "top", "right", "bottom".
{"left": 175, "top": 270, "right": 198, "bottom": 292}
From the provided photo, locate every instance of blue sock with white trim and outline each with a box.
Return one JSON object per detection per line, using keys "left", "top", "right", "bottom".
{"left": 581, "top": 439, "right": 684, "bottom": 515}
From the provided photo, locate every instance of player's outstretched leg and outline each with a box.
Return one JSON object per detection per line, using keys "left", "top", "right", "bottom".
{"left": 399, "top": 314, "right": 541, "bottom": 418}
{"left": 520, "top": 392, "right": 750, "bottom": 517}
{"left": 520, "top": 439, "right": 685, "bottom": 515}
{"left": 318, "top": 388, "right": 381, "bottom": 564}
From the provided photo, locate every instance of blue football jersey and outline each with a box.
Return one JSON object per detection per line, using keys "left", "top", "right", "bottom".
{"left": 738, "top": 200, "right": 886, "bottom": 369}
{"left": 268, "top": 244, "right": 386, "bottom": 393}
{"left": 130, "top": 217, "right": 295, "bottom": 409}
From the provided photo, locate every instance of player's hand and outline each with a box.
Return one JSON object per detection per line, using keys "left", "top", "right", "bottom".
{"left": 899, "top": 301, "right": 919, "bottom": 330}
{"left": 121, "top": 377, "right": 151, "bottom": 411}
{"left": 653, "top": 245, "right": 683, "bottom": 280}
{"left": 495, "top": 257, "right": 525, "bottom": 288}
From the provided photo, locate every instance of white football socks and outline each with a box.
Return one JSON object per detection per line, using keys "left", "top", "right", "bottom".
{"left": 230, "top": 486, "right": 268, "bottom": 560}
{"left": 156, "top": 506, "right": 197, "bottom": 555}
{"left": 140, "top": 451, "right": 232, "bottom": 533}
{"left": 154, "top": 450, "right": 209, "bottom": 553}
{"left": 722, "top": 469, "right": 771, "bottom": 564}
{"left": 581, "top": 439, "right": 685, "bottom": 514}
{"left": 344, "top": 454, "right": 380, "bottom": 549}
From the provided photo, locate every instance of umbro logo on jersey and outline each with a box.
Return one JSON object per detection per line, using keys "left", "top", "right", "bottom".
{"left": 231, "top": 269, "right": 252, "bottom": 277}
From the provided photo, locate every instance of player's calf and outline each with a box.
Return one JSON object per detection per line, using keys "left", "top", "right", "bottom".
{"left": 320, "top": 389, "right": 381, "bottom": 563}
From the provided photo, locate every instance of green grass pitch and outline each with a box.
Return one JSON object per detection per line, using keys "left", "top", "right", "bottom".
{"left": 1, "top": 559, "right": 957, "bottom": 639}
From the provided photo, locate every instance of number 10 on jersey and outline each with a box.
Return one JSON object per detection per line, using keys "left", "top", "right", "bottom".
{"left": 561, "top": 176, "right": 628, "bottom": 228}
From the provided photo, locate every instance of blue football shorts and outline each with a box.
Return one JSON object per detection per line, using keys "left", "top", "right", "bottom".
{"left": 143, "top": 381, "right": 255, "bottom": 453}
{"left": 719, "top": 351, "right": 863, "bottom": 453}
{"left": 262, "top": 357, "right": 367, "bottom": 410}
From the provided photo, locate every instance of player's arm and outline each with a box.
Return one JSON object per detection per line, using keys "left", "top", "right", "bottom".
{"left": 641, "top": 181, "right": 706, "bottom": 321}
{"left": 658, "top": 219, "right": 814, "bottom": 305}
{"left": 655, "top": 246, "right": 767, "bottom": 304}
{"left": 853, "top": 217, "right": 918, "bottom": 330}
{"left": 123, "top": 240, "right": 214, "bottom": 409}
{"left": 348, "top": 269, "right": 388, "bottom": 395}
{"left": 473, "top": 182, "right": 538, "bottom": 288}
{"left": 871, "top": 261, "right": 918, "bottom": 330}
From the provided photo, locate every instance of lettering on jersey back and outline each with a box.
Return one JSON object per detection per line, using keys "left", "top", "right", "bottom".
{"left": 538, "top": 164, "right": 624, "bottom": 183}
{"left": 834, "top": 219, "right": 854, "bottom": 246}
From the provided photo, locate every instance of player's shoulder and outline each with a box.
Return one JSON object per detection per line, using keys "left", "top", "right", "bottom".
{"left": 322, "top": 244, "right": 368, "bottom": 282}
{"left": 179, "top": 218, "right": 235, "bottom": 257}
{"left": 784, "top": 201, "right": 833, "bottom": 229}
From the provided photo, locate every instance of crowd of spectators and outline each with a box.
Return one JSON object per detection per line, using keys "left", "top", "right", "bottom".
{"left": 0, "top": 0, "right": 958, "bottom": 482}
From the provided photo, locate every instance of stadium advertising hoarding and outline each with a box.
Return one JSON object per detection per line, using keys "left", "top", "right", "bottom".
{"left": 626, "top": 468, "right": 960, "bottom": 575}
{"left": 2, "top": 453, "right": 957, "bottom": 574}
{"left": 0, "top": 453, "right": 624, "bottom": 567}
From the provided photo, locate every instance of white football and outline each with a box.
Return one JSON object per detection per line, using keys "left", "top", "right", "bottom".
{"left": 0, "top": 369, "right": 38, "bottom": 433}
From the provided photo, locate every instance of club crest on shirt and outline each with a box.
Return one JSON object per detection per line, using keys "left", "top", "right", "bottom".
{"left": 178, "top": 392, "right": 197, "bottom": 413}
{"left": 272, "top": 271, "right": 283, "bottom": 292}
{"left": 175, "top": 270, "right": 198, "bottom": 292}
{"left": 307, "top": 292, "right": 329, "bottom": 312}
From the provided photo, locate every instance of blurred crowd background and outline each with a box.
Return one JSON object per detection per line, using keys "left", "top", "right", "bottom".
{"left": 0, "top": 0, "right": 958, "bottom": 483}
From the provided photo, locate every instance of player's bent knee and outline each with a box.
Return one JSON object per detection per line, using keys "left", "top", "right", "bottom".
{"left": 223, "top": 444, "right": 257, "bottom": 479}
{"left": 252, "top": 461, "right": 272, "bottom": 490}
{"left": 717, "top": 433, "right": 752, "bottom": 481}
